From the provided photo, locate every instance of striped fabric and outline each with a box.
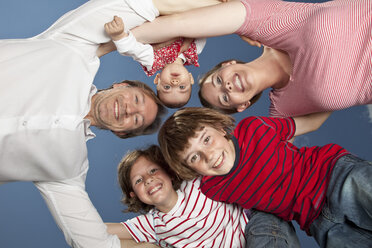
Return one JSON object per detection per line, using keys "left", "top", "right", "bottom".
{"left": 124, "top": 178, "right": 247, "bottom": 248}
{"left": 201, "top": 117, "right": 348, "bottom": 231}
{"left": 236, "top": 0, "right": 372, "bottom": 117}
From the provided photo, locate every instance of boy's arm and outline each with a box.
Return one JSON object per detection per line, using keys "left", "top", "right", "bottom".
{"left": 105, "top": 16, "right": 154, "bottom": 70}
{"left": 292, "top": 112, "right": 332, "bottom": 137}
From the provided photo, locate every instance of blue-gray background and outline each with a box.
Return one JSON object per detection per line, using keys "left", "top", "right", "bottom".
{"left": 0, "top": 0, "right": 371, "bottom": 247}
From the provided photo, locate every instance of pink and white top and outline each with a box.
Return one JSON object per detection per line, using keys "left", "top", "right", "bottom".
{"left": 236, "top": 0, "right": 372, "bottom": 117}
{"left": 123, "top": 178, "right": 247, "bottom": 248}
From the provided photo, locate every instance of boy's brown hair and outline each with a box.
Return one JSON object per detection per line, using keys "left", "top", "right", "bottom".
{"left": 198, "top": 60, "right": 262, "bottom": 114}
{"left": 117, "top": 145, "right": 182, "bottom": 214}
{"left": 158, "top": 107, "right": 235, "bottom": 180}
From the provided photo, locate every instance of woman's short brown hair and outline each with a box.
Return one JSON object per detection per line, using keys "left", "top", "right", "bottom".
{"left": 198, "top": 60, "right": 262, "bottom": 114}
{"left": 117, "top": 145, "right": 182, "bottom": 214}
{"left": 158, "top": 107, "right": 235, "bottom": 180}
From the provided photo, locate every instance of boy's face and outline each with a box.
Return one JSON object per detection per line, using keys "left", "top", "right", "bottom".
{"left": 130, "top": 156, "right": 177, "bottom": 213}
{"left": 155, "top": 63, "right": 194, "bottom": 107}
{"left": 180, "top": 125, "right": 236, "bottom": 176}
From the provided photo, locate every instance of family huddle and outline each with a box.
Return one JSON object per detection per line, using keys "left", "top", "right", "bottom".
{"left": 1, "top": 0, "right": 371, "bottom": 247}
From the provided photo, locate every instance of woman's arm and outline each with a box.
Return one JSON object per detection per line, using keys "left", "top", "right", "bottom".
{"left": 131, "top": 0, "right": 246, "bottom": 44}
{"left": 293, "top": 112, "right": 332, "bottom": 137}
{"left": 153, "top": 0, "right": 222, "bottom": 15}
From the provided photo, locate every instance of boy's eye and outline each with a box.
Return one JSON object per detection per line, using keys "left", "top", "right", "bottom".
{"left": 190, "top": 154, "right": 199, "bottom": 163}
{"left": 135, "top": 178, "right": 142, "bottom": 185}
{"left": 164, "top": 85, "right": 171, "bottom": 90}
{"left": 149, "top": 168, "right": 158, "bottom": 174}
{"left": 203, "top": 136, "right": 210, "bottom": 144}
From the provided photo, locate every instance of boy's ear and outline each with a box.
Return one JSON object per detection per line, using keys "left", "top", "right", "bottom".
{"left": 153, "top": 73, "right": 160, "bottom": 85}
{"left": 129, "top": 192, "right": 136, "bottom": 198}
{"left": 236, "top": 101, "right": 251, "bottom": 112}
{"left": 189, "top": 73, "right": 194, "bottom": 85}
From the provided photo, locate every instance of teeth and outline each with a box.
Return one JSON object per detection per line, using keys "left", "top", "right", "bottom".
{"left": 149, "top": 185, "right": 162, "bottom": 194}
{"left": 213, "top": 153, "right": 223, "bottom": 168}
{"left": 115, "top": 101, "right": 118, "bottom": 120}
{"left": 235, "top": 76, "right": 242, "bottom": 90}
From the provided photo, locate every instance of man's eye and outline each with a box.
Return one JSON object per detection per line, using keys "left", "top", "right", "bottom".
{"left": 135, "top": 95, "right": 139, "bottom": 103}
{"left": 222, "top": 94, "right": 229, "bottom": 103}
{"left": 134, "top": 116, "right": 138, "bottom": 125}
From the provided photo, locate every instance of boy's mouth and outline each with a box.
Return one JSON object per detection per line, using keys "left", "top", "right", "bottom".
{"left": 148, "top": 183, "right": 162, "bottom": 195}
{"left": 212, "top": 152, "right": 224, "bottom": 169}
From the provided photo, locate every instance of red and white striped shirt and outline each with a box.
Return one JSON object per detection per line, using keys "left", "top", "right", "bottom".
{"left": 123, "top": 178, "right": 247, "bottom": 248}
{"left": 236, "top": 0, "right": 372, "bottom": 117}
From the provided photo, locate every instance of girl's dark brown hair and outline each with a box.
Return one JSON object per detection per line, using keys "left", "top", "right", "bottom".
{"left": 117, "top": 145, "right": 182, "bottom": 213}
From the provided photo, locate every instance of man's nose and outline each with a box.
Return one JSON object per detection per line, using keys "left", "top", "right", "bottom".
{"left": 125, "top": 104, "right": 136, "bottom": 115}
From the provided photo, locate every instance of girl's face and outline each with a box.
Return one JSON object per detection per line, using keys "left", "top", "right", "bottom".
{"left": 130, "top": 156, "right": 178, "bottom": 213}
{"left": 180, "top": 125, "right": 236, "bottom": 176}
{"left": 200, "top": 61, "right": 256, "bottom": 112}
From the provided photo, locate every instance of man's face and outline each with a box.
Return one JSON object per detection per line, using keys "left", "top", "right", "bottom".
{"left": 180, "top": 125, "right": 236, "bottom": 176}
{"left": 91, "top": 84, "right": 158, "bottom": 133}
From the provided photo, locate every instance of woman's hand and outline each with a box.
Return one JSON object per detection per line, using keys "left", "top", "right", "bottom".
{"left": 104, "top": 16, "right": 128, "bottom": 41}
{"left": 179, "top": 38, "right": 194, "bottom": 54}
{"left": 239, "top": 35, "right": 261, "bottom": 48}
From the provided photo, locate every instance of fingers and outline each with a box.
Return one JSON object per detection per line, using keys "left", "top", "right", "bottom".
{"left": 239, "top": 35, "right": 261, "bottom": 47}
{"left": 104, "top": 16, "right": 124, "bottom": 33}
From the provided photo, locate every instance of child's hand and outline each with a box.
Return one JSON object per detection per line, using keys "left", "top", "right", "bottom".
{"left": 104, "top": 16, "right": 128, "bottom": 41}
{"left": 239, "top": 35, "right": 262, "bottom": 48}
{"left": 179, "top": 38, "right": 194, "bottom": 54}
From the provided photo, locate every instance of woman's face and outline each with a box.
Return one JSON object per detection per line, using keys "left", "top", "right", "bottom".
{"left": 200, "top": 61, "right": 257, "bottom": 112}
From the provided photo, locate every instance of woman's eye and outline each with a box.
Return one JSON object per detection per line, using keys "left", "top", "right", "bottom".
{"left": 216, "top": 76, "right": 222, "bottom": 85}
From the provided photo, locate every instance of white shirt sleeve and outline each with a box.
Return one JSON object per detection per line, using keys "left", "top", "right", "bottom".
{"left": 178, "top": 38, "right": 207, "bottom": 63}
{"left": 113, "top": 32, "right": 154, "bottom": 71}
{"left": 34, "top": 171, "right": 121, "bottom": 248}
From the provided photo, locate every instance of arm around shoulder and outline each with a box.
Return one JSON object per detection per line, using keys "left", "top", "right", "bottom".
{"left": 292, "top": 112, "right": 332, "bottom": 137}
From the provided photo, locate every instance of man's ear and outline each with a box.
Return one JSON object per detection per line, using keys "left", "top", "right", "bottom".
{"left": 113, "top": 82, "right": 129, "bottom": 88}
{"left": 113, "top": 130, "right": 127, "bottom": 137}
{"left": 236, "top": 101, "right": 251, "bottom": 112}
{"left": 221, "top": 60, "right": 237, "bottom": 67}
{"left": 153, "top": 73, "right": 160, "bottom": 85}
{"left": 189, "top": 73, "right": 194, "bottom": 85}
{"left": 129, "top": 192, "right": 136, "bottom": 198}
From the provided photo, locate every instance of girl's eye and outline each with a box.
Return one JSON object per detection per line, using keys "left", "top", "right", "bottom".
{"left": 164, "top": 85, "right": 171, "bottom": 90}
{"left": 179, "top": 85, "right": 185, "bottom": 89}
{"left": 135, "top": 178, "right": 142, "bottom": 185}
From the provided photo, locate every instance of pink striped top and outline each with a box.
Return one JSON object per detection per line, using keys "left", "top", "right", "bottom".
{"left": 123, "top": 178, "right": 247, "bottom": 248}
{"left": 236, "top": 0, "right": 372, "bottom": 117}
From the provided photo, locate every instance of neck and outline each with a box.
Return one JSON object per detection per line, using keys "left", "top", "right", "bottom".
{"left": 85, "top": 94, "right": 97, "bottom": 126}
{"left": 248, "top": 47, "right": 291, "bottom": 91}
{"left": 157, "top": 190, "right": 178, "bottom": 213}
